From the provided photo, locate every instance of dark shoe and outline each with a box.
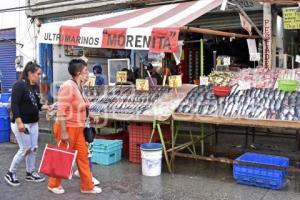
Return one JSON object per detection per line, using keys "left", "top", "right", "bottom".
{"left": 25, "top": 171, "right": 45, "bottom": 182}
{"left": 4, "top": 171, "right": 20, "bottom": 187}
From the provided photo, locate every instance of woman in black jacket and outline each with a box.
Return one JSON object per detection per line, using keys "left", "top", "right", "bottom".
{"left": 4, "top": 62, "right": 50, "bottom": 187}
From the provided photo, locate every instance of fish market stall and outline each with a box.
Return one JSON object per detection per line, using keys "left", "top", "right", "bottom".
{"left": 169, "top": 67, "right": 300, "bottom": 172}
{"left": 86, "top": 84, "right": 195, "bottom": 172}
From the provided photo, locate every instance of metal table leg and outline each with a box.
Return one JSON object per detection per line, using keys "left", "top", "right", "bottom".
{"left": 171, "top": 120, "right": 175, "bottom": 172}
{"left": 245, "top": 127, "right": 249, "bottom": 148}
{"left": 215, "top": 125, "right": 218, "bottom": 145}
{"left": 201, "top": 124, "right": 205, "bottom": 156}
{"left": 252, "top": 127, "right": 255, "bottom": 143}
{"left": 157, "top": 122, "right": 172, "bottom": 173}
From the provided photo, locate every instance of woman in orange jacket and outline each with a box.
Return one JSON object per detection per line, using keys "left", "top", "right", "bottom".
{"left": 47, "top": 59, "right": 101, "bottom": 194}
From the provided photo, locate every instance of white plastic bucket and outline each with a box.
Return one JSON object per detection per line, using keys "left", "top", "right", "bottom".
{"left": 141, "top": 143, "right": 162, "bottom": 177}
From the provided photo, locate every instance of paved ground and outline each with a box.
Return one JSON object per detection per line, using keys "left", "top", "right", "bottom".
{"left": 1, "top": 139, "right": 300, "bottom": 200}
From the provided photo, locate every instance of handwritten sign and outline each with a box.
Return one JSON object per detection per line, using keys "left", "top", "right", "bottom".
{"left": 136, "top": 79, "right": 149, "bottom": 91}
{"left": 200, "top": 76, "right": 209, "bottom": 86}
{"left": 296, "top": 55, "right": 300, "bottom": 63}
{"left": 168, "top": 75, "right": 182, "bottom": 88}
{"left": 283, "top": 7, "right": 300, "bottom": 30}
{"left": 84, "top": 77, "right": 96, "bottom": 87}
{"left": 238, "top": 80, "right": 251, "bottom": 90}
{"left": 223, "top": 57, "right": 231, "bottom": 66}
{"left": 116, "top": 71, "right": 127, "bottom": 83}
{"left": 250, "top": 53, "right": 261, "bottom": 61}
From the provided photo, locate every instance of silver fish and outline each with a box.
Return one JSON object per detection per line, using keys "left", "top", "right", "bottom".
{"left": 202, "top": 105, "right": 210, "bottom": 115}
{"left": 225, "top": 103, "right": 234, "bottom": 116}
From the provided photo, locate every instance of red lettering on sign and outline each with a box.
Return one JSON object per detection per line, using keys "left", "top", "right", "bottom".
{"left": 149, "top": 28, "right": 179, "bottom": 53}
{"left": 59, "top": 26, "right": 81, "bottom": 46}
{"left": 102, "top": 28, "right": 127, "bottom": 49}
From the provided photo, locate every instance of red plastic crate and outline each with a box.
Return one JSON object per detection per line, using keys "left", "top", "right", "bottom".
{"left": 129, "top": 142, "right": 142, "bottom": 163}
{"left": 128, "top": 123, "right": 171, "bottom": 142}
{"left": 128, "top": 123, "right": 171, "bottom": 163}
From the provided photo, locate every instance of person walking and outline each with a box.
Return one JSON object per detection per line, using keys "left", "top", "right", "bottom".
{"left": 47, "top": 59, "right": 101, "bottom": 194}
{"left": 4, "top": 61, "right": 50, "bottom": 186}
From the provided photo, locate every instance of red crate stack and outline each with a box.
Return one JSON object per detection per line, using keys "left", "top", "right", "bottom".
{"left": 128, "top": 123, "right": 171, "bottom": 163}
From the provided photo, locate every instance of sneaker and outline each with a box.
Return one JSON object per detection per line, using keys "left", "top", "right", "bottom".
{"left": 74, "top": 170, "right": 100, "bottom": 186}
{"left": 4, "top": 171, "right": 20, "bottom": 187}
{"left": 81, "top": 186, "right": 102, "bottom": 194}
{"left": 25, "top": 171, "right": 45, "bottom": 182}
{"left": 48, "top": 186, "right": 65, "bottom": 194}
{"left": 92, "top": 177, "right": 100, "bottom": 186}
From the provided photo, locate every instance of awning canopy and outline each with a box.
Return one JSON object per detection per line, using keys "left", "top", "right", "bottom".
{"left": 39, "top": 0, "right": 223, "bottom": 53}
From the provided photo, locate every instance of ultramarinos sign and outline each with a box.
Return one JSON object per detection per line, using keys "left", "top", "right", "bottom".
{"left": 40, "top": 26, "right": 180, "bottom": 53}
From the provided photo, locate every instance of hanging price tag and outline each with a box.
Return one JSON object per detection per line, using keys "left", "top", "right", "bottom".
{"left": 168, "top": 75, "right": 182, "bottom": 88}
{"left": 200, "top": 76, "right": 209, "bottom": 86}
{"left": 116, "top": 71, "right": 127, "bottom": 83}
{"left": 84, "top": 77, "right": 96, "bottom": 87}
{"left": 296, "top": 55, "right": 300, "bottom": 63}
{"left": 238, "top": 80, "right": 251, "bottom": 90}
{"left": 223, "top": 57, "right": 231, "bottom": 66}
{"left": 136, "top": 79, "right": 149, "bottom": 91}
{"left": 250, "top": 53, "right": 261, "bottom": 61}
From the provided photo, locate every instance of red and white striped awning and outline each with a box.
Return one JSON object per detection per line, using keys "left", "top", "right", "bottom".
{"left": 39, "top": 0, "right": 222, "bottom": 53}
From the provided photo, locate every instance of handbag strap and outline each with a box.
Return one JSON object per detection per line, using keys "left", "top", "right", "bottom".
{"left": 71, "top": 79, "right": 89, "bottom": 119}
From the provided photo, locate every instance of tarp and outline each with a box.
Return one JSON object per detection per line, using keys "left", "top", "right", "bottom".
{"left": 39, "top": 0, "right": 222, "bottom": 52}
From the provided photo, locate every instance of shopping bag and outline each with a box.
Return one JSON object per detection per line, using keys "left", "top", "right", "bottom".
{"left": 38, "top": 141, "right": 77, "bottom": 179}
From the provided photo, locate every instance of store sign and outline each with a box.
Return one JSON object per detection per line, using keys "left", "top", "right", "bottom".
{"left": 263, "top": 4, "right": 272, "bottom": 69}
{"left": 41, "top": 27, "right": 180, "bottom": 53}
{"left": 239, "top": 13, "right": 252, "bottom": 35}
{"left": 116, "top": 71, "right": 127, "bottom": 83}
{"left": 283, "top": 7, "right": 300, "bottom": 30}
{"left": 102, "top": 28, "right": 179, "bottom": 53}
{"left": 169, "top": 75, "right": 182, "bottom": 88}
{"left": 250, "top": 53, "right": 261, "bottom": 61}
{"left": 296, "top": 55, "right": 300, "bottom": 63}
{"left": 136, "top": 79, "right": 149, "bottom": 91}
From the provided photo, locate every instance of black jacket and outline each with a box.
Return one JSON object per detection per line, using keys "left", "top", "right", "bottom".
{"left": 11, "top": 80, "right": 42, "bottom": 123}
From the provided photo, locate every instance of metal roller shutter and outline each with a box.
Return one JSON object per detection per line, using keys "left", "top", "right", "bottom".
{"left": 188, "top": 11, "right": 263, "bottom": 30}
{"left": 0, "top": 29, "right": 16, "bottom": 92}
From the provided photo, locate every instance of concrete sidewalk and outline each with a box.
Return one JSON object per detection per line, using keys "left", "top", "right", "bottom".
{"left": 1, "top": 140, "right": 300, "bottom": 200}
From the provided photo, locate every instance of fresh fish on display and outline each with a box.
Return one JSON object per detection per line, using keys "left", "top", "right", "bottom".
{"left": 89, "top": 86, "right": 171, "bottom": 114}
{"left": 176, "top": 84, "right": 300, "bottom": 121}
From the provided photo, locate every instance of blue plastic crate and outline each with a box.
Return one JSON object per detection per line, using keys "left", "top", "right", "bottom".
{"left": 0, "top": 93, "right": 11, "bottom": 102}
{"left": 233, "top": 153, "right": 289, "bottom": 190}
{"left": 92, "top": 139, "right": 123, "bottom": 153}
{"left": 92, "top": 139, "right": 123, "bottom": 165}
{"left": 0, "top": 130, "right": 10, "bottom": 143}
{"left": 92, "top": 149, "right": 122, "bottom": 165}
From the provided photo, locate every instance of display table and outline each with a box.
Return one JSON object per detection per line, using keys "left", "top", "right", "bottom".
{"left": 169, "top": 113, "right": 300, "bottom": 173}
{"left": 90, "top": 84, "right": 195, "bottom": 173}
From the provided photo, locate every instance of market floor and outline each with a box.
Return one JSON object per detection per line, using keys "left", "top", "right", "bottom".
{"left": 1, "top": 142, "right": 300, "bottom": 200}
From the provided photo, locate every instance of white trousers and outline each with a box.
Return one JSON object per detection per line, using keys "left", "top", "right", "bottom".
{"left": 9, "top": 122, "right": 39, "bottom": 173}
